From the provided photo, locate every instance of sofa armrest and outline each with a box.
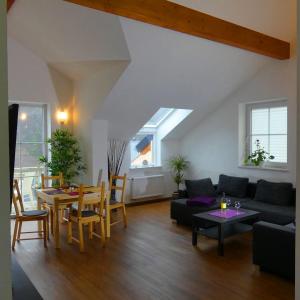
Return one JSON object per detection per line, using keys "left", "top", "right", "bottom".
{"left": 253, "top": 221, "right": 295, "bottom": 280}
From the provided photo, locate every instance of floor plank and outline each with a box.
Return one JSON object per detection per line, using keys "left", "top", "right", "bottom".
{"left": 11, "top": 202, "right": 294, "bottom": 300}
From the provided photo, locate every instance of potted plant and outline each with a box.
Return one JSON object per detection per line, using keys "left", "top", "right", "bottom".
{"left": 244, "top": 139, "right": 275, "bottom": 167}
{"left": 39, "top": 128, "right": 86, "bottom": 185}
{"left": 168, "top": 155, "right": 189, "bottom": 199}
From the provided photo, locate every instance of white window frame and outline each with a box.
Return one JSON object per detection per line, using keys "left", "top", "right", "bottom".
{"left": 245, "top": 99, "right": 288, "bottom": 168}
{"left": 130, "top": 129, "right": 157, "bottom": 168}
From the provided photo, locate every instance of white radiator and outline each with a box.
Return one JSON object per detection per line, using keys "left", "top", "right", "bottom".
{"left": 128, "top": 174, "right": 164, "bottom": 200}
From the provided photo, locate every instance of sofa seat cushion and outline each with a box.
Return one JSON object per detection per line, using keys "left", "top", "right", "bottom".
{"left": 242, "top": 200, "right": 295, "bottom": 225}
{"left": 185, "top": 178, "right": 216, "bottom": 198}
{"left": 254, "top": 180, "right": 293, "bottom": 206}
{"left": 217, "top": 174, "right": 249, "bottom": 198}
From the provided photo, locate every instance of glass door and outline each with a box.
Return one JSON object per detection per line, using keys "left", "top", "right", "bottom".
{"left": 14, "top": 103, "right": 48, "bottom": 211}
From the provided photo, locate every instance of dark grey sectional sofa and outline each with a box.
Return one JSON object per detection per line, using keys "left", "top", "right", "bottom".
{"left": 170, "top": 174, "right": 296, "bottom": 280}
{"left": 253, "top": 221, "right": 295, "bottom": 280}
{"left": 171, "top": 175, "right": 295, "bottom": 226}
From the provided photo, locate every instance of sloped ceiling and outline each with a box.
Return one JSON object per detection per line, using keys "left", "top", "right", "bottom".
{"left": 7, "top": 0, "right": 130, "bottom": 81}
{"left": 98, "top": 17, "right": 270, "bottom": 139}
{"left": 7, "top": 0, "right": 295, "bottom": 141}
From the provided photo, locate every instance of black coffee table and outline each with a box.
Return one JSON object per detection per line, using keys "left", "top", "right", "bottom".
{"left": 192, "top": 208, "right": 261, "bottom": 256}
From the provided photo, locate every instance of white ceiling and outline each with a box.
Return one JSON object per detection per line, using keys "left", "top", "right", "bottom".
{"left": 7, "top": 0, "right": 296, "bottom": 140}
{"left": 8, "top": 0, "right": 130, "bottom": 80}
{"left": 98, "top": 17, "right": 270, "bottom": 139}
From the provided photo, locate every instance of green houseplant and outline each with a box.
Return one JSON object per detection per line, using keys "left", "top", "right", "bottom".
{"left": 39, "top": 128, "right": 85, "bottom": 184}
{"left": 168, "top": 155, "right": 189, "bottom": 192}
{"left": 244, "top": 139, "right": 275, "bottom": 167}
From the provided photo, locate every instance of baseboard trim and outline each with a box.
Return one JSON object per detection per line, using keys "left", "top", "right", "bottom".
{"left": 126, "top": 197, "right": 171, "bottom": 207}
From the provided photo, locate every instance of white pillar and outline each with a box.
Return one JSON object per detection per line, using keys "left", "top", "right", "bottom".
{"left": 0, "top": 0, "right": 12, "bottom": 299}
{"left": 92, "top": 119, "right": 108, "bottom": 185}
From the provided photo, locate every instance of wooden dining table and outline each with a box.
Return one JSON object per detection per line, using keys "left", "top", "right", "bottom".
{"left": 36, "top": 187, "right": 103, "bottom": 249}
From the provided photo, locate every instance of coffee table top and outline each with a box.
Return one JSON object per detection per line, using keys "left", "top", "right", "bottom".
{"left": 193, "top": 208, "right": 261, "bottom": 224}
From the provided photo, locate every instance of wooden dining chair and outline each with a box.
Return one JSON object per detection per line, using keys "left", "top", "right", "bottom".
{"left": 105, "top": 174, "right": 127, "bottom": 238}
{"left": 12, "top": 179, "right": 49, "bottom": 250}
{"left": 41, "top": 172, "right": 64, "bottom": 189}
{"left": 67, "top": 182, "right": 106, "bottom": 252}
{"left": 41, "top": 172, "right": 65, "bottom": 234}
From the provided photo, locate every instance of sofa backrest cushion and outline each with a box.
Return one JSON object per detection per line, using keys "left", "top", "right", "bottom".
{"left": 185, "top": 178, "right": 217, "bottom": 198}
{"left": 254, "top": 179, "right": 293, "bottom": 206}
{"left": 217, "top": 174, "right": 249, "bottom": 198}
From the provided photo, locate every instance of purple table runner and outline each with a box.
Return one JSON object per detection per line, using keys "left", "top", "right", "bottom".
{"left": 43, "top": 189, "right": 66, "bottom": 195}
{"left": 208, "top": 209, "right": 245, "bottom": 219}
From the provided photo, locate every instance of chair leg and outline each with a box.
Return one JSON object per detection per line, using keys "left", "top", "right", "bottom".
{"left": 46, "top": 214, "right": 50, "bottom": 240}
{"left": 43, "top": 218, "right": 47, "bottom": 248}
{"left": 78, "top": 222, "right": 84, "bottom": 252}
{"left": 122, "top": 204, "right": 127, "bottom": 228}
{"left": 106, "top": 208, "right": 111, "bottom": 238}
{"left": 100, "top": 219, "right": 106, "bottom": 247}
{"left": 60, "top": 209, "right": 64, "bottom": 224}
{"left": 67, "top": 221, "right": 72, "bottom": 244}
{"left": 88, "top": 222, "right": 93, "bottom": 240}
{"left": 50, "top": 208, "right": 54, "bottom": 235}
{"left": 17, "top": 220, "right": 22, "bottom": 241}
{"left": 12, "top": 219, "right": 19, "bottom": 250}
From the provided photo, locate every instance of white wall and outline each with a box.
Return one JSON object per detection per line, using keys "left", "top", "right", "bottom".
{"left": 7, "top": 37, "right": 73, "bottom": 131}
{"left": 0, "top": 0, "right": 12, "bottom": 298}
{"left": 181, "top": 58, "right": 297, "bottom": 184}
{"left": 92, "top": 119, "right": 108, "bottom": 185}
{"left": 73, "top": 61, "right": 129, "bottom": 184}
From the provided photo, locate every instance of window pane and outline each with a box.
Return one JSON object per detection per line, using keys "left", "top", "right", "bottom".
{"left": 269, "top": 135, "right": 287, "bottom": 163}
{"left": 14, "top": 144, "right": 21, "bottom": 178}
{"left": 20, "top": 176, "right": 39, "bottom": 210}
{"left": 17, "top": 106, "right": 44, "bottom": 142}
{"left": 270, "top": 106, "right": 287, "bottom": 134}
{"left": 144, "top": 108, "right": 174, "bottom": 127}
{"left": 251, "top": 135, "right": 269, "bottom": 153}
{"left": 12, "top": 104, "right": 47, "bottom": 212}
{"left": 131, "top": 134, "right": 154, "bottom": 167}
{"left": 251, "top": 108, "right": 269, "bottom": 134}
{"left": 20, "top": 143, "right": 45, "bottom": 169}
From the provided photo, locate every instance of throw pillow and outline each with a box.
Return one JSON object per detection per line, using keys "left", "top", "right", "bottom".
{"left": 185, "top": 178, "right": 216, "bottom": 198}
{"left": 186, "top": 196, "right": 216, "bottom": 207}
{"left": 254, "top": 179, "right": 293, "bottom": 206}
{"left": 217, "top": 174, "right": 249, "bottom": 198}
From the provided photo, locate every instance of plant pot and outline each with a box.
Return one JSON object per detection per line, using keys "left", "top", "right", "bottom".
{"left": 172, "top": 191, "right": 179, "bottom": 200}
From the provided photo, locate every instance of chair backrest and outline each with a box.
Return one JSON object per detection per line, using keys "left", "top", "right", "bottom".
{"left": 109, "top": 173, "right": 127, "bottom": 203}
{"left": 41, "top": 172, "right": 64, "bottom": 189}
{"left": 12, "top": 179, "right": 24, "bottom": 216}
{"left": 77, "top": 182, "right": 106, "bottom": 218}
{"left": 97, "top": 169, "right": 103, "bottom": 187}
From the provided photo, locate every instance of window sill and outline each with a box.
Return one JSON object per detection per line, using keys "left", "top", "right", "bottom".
{"left": 129, "top": 166, "right": 162, "bottom": 170}
{"left": 238, "top": 165, "right": 288, "bottom": 172}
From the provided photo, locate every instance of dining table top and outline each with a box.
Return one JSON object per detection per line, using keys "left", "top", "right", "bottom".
{"left": 36, "top": 187, "right": 101, "bottom": 204}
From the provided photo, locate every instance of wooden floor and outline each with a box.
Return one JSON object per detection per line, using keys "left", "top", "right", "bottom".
{"left": 11, "top": 201, "right": 294, "bottom": 300}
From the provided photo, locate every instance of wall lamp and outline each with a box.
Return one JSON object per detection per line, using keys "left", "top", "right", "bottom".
{"left": 57, "top": 110, "right": 68, "bottom": 125}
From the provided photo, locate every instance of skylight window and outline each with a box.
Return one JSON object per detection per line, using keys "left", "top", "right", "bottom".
{"left": 144, "top": 108, "right": 174, "bottom": 127}
{"left": 130, "top": 107, "right": 193, "bottom": 168}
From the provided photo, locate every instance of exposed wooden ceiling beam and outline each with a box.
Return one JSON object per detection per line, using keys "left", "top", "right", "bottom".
{"left": 65, "top": 0, "right": 290, "bottom": 60}
{"left": 7, "top": 0, "right": 15, "bottom": 12}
